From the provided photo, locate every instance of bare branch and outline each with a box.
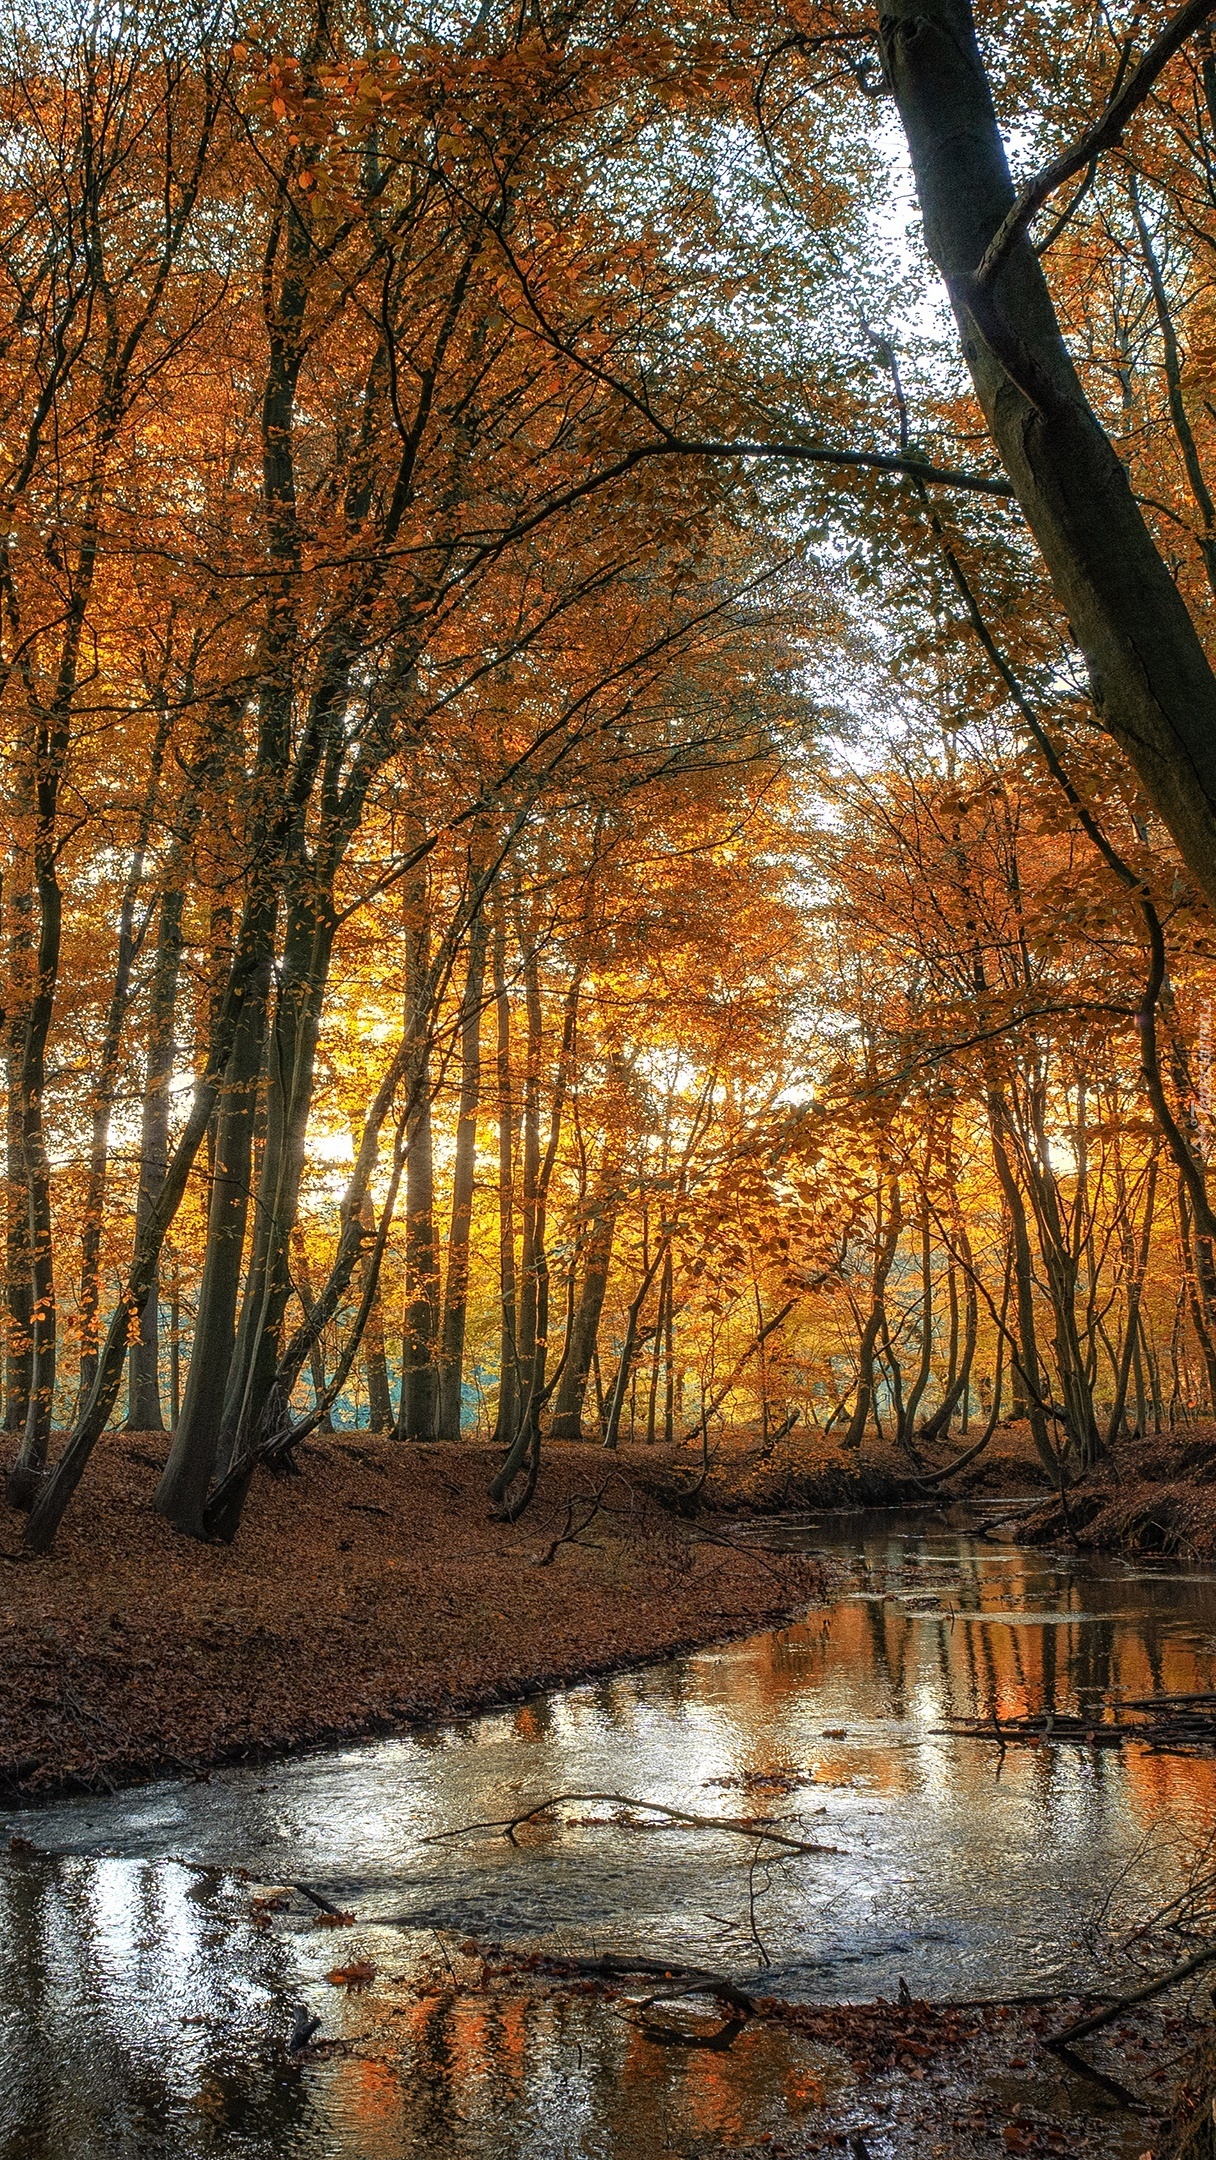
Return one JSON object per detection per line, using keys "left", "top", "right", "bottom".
{"left": 977, "top": 0, "right": 1216, "bottom": 286}
{"left": 422, "top": 1791, "right": 842, "bottom": 1856}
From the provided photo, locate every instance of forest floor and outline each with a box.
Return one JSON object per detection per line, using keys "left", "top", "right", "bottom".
{"left": 0, "top": 1432, "right": 827, "bottom": 1799}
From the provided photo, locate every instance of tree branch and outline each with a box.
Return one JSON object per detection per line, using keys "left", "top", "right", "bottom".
{"left": 977, "top": 0, "right": 1216, "bottom": 286}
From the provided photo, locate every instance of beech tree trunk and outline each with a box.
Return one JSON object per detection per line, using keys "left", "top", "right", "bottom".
{"left": 127, "top": 887, "right": 185, "bottom": 1431}
{"left": 880, "top": 0, "right": 1216, "bottom": 914}
{"left": 986, "top": 1086, "right": 1058, "bottom": 1472}
{"left": 4, "top": 848, "right": 32, "bottom": 1435}
{"left": 78, "top": 707, "right": 169, "bottom": 1415}
{"left": 399, "top": 865, "right": 439, "bottom": 1440}
{"left": 512, "top": 921, "right": 544, "bottom": 1428}
{"left": 550, "top": 1169, "right": 620, "bottom": 1440}
{"left": 219, "top": 888, "right": 335, "bottom": 1465}
{"left": 290, "top": 1224, "right": 332, "bottom": 1430}
{"left": 491, "top": 884, "right": 519, "bottom": 1448}
{"left": 360, "top": 1193, "right": 394, "bottom": 1431}
{"left": 437, "top": 910, "right": 488, "bottom": 1441}
{"left": 844, "top": 1181, "right": 903, "bottom": 1451}
{"left": 898, "top": 1203, "right": 934, "bottom": 1449}
{"left": 154, "top": 950, "right": 271, "bottom": 1534}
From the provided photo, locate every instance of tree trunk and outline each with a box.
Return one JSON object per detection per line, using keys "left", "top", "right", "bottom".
{"left": 491, "top": 882, "right": 518, "bottom": 1448}
{"left": 360, "top": 1193, "right": 394, "bottom": 1431}
{"left": 436, "top": 909, "right": 488, "bottom": 1441}
{"left": 550, "top": 1159, "right": 620, "bottom": 1440}
{"left": 289, "top": 1223, "right": 332, "bottom": 1430}
{"left": 985, "top": 1087, "right": 1059, "bottom": 1473}
{"left": 1108, "top": 1153, "right": 1160, "bottom": 1443}
{"left": 844, "top": 1181, "right": 903, "bottom": 1452}
{"left": 4, "top": 850, "right": 32, "bottom": 1436}
{"left": 79, "top": 709, "right": 169, "bottom": 1416}
{"left": 126, "top": 886, "right": 184, "bottom": 1432}
{"left": 899, "top": 1203, "right": 935, "bottom": 1448}
{"left": 601, "top": 1236, "right": 670, "bottom": 1452}
{"left": 512, "top": 920, "right": 544, "bottom": 1433}
{"left": 880, "top": 0, "right": 1216, "bottom": 916}
{"left": 920, "top": 1223, "right": 979, "bottom": 1444}
{"left": 9, "top": 829, "right": 64, "bottom": 1503}
{"left": 153, "top": 951, "right": 271, "bottom": 1535}
{"left": 398, "top": 865, "right": 438, "bottom": 1440}
{"left": 487, "top": 926, "right": 584, "bottom": 1499}
{"left": 219, "top": 884, "right": 336, "bottom": 1468}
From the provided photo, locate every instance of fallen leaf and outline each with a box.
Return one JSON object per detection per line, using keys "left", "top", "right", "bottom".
{"left": 327, "top": 1961, "right": 377, "bottom": 1990}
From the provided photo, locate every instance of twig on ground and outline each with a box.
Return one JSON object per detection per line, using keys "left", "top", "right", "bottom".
{"left": 531, "top": 1469, "right": 665, "bottom": 1567}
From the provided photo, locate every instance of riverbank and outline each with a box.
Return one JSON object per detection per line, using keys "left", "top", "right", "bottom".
{"left": 679, "top": 1415, "right": 1216, "bottom": 1562}
{"left": 0, "top": 1434, "right": 826, "bottom": 1800}
{"left": 8, "top": 1413, "right": 1216, "bottom": 1802}
{"left": 1005, "top": 1428, "right": 1216, "bottom": 1559}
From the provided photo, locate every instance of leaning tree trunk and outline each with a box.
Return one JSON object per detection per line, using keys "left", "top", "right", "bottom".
{"left": 879, "top": 0, "right": 1216, "bottom": 916}
{"left": 290, "top": 1223, "right": 333, "bottom": 1430}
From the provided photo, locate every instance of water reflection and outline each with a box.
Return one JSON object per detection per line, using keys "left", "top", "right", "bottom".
{"left": 2, "top": 1511, "right": 1215, "bottom": 2156}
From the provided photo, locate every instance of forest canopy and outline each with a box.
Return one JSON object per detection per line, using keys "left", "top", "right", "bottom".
{"left": 5, "top": 0, "right": 1216, "bottom": 1547}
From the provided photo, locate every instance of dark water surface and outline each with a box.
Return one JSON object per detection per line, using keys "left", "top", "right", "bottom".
{"left": 3, "top": 1509, "right": 1215, "bottom": 2157}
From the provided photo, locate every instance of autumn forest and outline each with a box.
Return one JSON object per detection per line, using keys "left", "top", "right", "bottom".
{"left": 13, "top": 0, "right": 1216, "bottom": 2147}
{"left": 3, "top": 0, "right": 1215, "bottom": 1557}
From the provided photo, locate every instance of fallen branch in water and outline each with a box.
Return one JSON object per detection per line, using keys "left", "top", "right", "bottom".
{"left": 294, "top": 1882, "right": 351, "bottom": 1918}
{"left": 1048, "top": 2039, "right": 1146, "bottom": 2112}
{"left": 422, "top": 1790, "right": 842, "bottom": 1856}
{"left": 940, "top": 1697, "right": 1216, "bottom": 1754}
{"left": 1048, "top": 1937, "right": 1216, "bottom": 2048}
{"left": 485, "top": 1948, "right": 759, "bottom": 2049}
{"left": 288, "top": 2007, "right": 323, "bottom": 2053}
{"left": 538, "top": 1951, "right": 757, "bottom": 2013}
{"left": 1038, "top": 1945, "right": 1216, "bottom": 2116}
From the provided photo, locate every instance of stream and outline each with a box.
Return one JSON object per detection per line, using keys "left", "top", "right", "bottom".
{"left": 3, "top": 1507, "right": 1216, "bottom": 2157}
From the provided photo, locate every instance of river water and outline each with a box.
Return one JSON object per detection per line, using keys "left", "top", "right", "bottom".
{"left": 2, "top": 1508, "right": 1215, "bottom": 2157}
